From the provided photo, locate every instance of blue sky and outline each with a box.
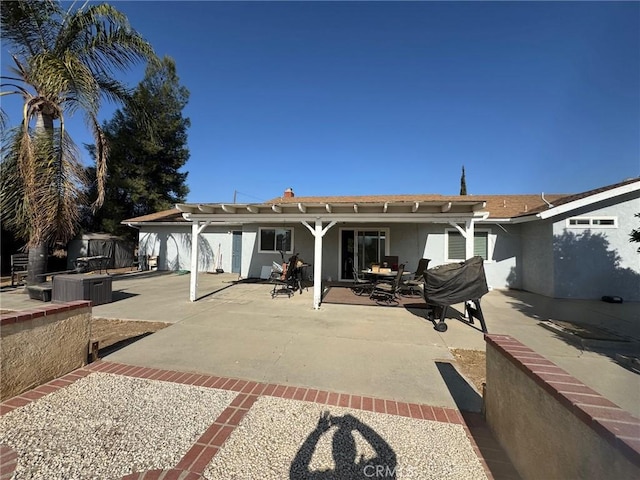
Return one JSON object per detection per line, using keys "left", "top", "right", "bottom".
{"left": 2, "top": 1, "right": 639, "bottom": 204}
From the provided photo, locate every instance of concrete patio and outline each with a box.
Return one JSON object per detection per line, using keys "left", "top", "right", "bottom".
{"left": 2, "top": 271, "right": 638, "bottom": 417}
{"left": 2, "top": 271, "right": 639, "bottom": 479}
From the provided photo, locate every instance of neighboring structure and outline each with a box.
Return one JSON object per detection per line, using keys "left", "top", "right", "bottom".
{"left": 123, "top": 178, "right": 640, "bottom": 307}
{"left": 67, "top": 233, "right": 135, "bottom": 270}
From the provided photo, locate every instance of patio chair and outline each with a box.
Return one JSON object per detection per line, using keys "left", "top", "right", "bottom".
{"left": 11, "top": 253, "right": 28, "bottom": 286}
{"left": 351, "top": 265, "right": 375, "bottom": 296}
{"left": 400, "top": 258, "right": 430, "bottom": 297}
{"left": 270, "top": 252, "right": 303, "bottom": 298}
{"left": 370, "top": 264, "right": 405, "bottom": 306}
{"left": 269, "top": 257, "right": 293, "bottom": 298}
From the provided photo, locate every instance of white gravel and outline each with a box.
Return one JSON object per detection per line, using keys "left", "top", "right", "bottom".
{"left": 0, "top": 372, "right": 236, "bottom": 479}
{"left": 204, "top": 396, "right": 487, "bottom": 480}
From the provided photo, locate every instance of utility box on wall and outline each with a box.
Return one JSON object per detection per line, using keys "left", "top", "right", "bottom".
{"left": 52, "top": 274, "right": 112, "bottom": 305}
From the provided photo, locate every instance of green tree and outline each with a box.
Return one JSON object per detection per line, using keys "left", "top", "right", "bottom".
{"left": 0, "top": 0, "right": 156, "bottom": 283}
{"left": 84, "top": 56, "right": 190, "bottom": 241}
{"left": 459, "top": 165, "right": 467, "bottom": 195}
{"left": 631, "top": 213, "right": 640, "bottom": 252}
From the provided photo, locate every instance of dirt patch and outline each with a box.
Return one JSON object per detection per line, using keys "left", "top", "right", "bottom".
{"left": 91, "top": 317, "right": 170, "bottom": 350}
{"left": 451, "top": 349, "right": 486, "bottom": 392}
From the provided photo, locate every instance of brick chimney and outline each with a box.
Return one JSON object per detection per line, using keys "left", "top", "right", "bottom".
{"left": 284, "top": 188, "right": 295, "bottom": 198}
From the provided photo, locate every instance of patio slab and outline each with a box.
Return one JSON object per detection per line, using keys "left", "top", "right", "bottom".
{"left": 1, "top": 272, "right": 638, "bottom": 417}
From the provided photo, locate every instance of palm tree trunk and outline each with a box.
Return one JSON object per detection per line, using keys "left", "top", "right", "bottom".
{"left": 27, "top": 244, "right": 48, "bottom": 285}
{"left": 25, "top": 111, "right": 55, "bottom": 285}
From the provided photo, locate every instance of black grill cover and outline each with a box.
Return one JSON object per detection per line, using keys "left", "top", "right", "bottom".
{"left": 423, "top": 256, "right": 489, "bottom": 305}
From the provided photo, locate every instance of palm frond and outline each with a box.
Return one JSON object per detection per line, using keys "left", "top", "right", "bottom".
{"left": 1, "top": 0, "right": 158, "bottom": 249}
{"left": 0, "top": 0, "right": 61, "bottom": 58}
{"left": 87, "top": 113, "right": 108, "bottom": 212}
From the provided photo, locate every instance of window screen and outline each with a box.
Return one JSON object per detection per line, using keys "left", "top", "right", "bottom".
{"left": 448, "top": 231, "right": 488, "bottom": 260}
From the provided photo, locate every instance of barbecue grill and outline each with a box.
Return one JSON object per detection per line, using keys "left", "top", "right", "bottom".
{"left": 422, "top": 256, "right": 489, "bottom": 333}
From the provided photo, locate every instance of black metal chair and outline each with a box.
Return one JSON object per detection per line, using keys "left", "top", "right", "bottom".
{"left": 370, "top": 264, "right": 405, "bottom": 306}
{"left": 400, "top": 258, "right": 430, "bottom": 297}
{"left": 351, "top": 266, "right": 375, "bottom": 296}
{"left": 270, "top": 253, "right": 303, "bottom": 298}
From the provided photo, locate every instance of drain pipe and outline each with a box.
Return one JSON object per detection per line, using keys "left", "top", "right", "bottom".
{"left": 541, "top": 192, "right": 554, "bottom": 209}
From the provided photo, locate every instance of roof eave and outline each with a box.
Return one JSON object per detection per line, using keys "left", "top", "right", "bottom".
{"left": 536, "top": 181, "right": 639, "bottom": 220}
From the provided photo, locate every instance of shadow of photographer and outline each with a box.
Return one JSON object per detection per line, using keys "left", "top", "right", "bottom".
{"left": 290, "top": 411, "right": 397, "bottom": 479}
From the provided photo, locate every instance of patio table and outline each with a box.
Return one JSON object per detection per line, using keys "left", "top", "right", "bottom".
{"left": 361, "top": 270, "right": 411, "bottom": 279}
{"left": 73, "top": 255, "right": 110, "bottom": 273}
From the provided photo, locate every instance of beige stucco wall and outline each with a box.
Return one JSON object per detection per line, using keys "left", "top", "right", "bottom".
{"left": 485, "top": 343, "right": 638, "bottom": 479}
{"left": 1, "top": 306, "right": 91, "bottom": 401}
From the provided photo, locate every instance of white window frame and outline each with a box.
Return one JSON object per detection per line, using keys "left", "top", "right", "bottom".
{"left": 445, "top": 228, "right": 492, "bottom": 262}
{"left": 566, "top": 217, "right": 618, "bottom": 229}
{"left": 258, "top": 227, "right": 294, "bottom": 254}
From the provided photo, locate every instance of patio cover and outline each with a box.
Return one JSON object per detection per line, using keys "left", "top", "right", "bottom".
{"left": 176, "top": 196, "right": 489, "bottom": 309}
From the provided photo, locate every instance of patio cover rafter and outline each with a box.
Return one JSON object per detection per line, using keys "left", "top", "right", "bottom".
{"left": 176, "top": 199, "right": 489, "bottom": 307}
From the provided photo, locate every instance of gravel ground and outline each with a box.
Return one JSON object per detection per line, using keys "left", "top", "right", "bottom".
{"left": 0, "top": 373, "right": 236, "bottom": 479}
{"left": 204, "top": 396, "right": 487, "bottom": 480}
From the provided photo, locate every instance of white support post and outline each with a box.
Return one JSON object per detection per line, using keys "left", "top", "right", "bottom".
{"left": 465, "top": 219, "right": 475, "bottom": 260}
{"left": 190, "top": 222, "right": 199, "bottom": 301}
{"left": 189, "top": 221, "right": 211, "bottom": 302}
{"left": 303, "top": 219, "right": 336, "bottom": 309}
{"left": 313, "top": 220, "right": 323, "bottom": 309}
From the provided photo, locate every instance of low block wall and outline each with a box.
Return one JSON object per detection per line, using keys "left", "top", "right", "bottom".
{"left": 0, "top": 301, "right": 91, "bottom": 401}
{"left": 485, "top": 334, "right": 640, "bottom": 479}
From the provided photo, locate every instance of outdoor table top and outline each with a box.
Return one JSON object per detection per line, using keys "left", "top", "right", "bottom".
{"left": 362, "top": 270, "right": 412, "bottom": 277}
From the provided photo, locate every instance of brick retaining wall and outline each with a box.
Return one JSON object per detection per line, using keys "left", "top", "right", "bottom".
{"left": 1, "top": 301, "right": 91, "bottom": 401}
{"left": 484, "top": 334, "right": 640, "bottom": 479}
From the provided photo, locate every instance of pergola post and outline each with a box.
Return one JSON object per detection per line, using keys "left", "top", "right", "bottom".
{"left": 465, "top": 219, "right": 475, "bottom": 259}
{"left": 448, "top": 219, "right": 476, "bottom": 260}
{"left": 189, "top": 221, "right": 211, "bottom": 302}
{"left": 303, "top": 219, "right": 336, "bottom": 309}
{"left": 313, "top": 221, "right": 323, "bottom": 309}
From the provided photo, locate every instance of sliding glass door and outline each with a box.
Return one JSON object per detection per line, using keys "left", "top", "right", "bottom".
{"left": 340, "top": 228, "right": 388, "bottom": 280}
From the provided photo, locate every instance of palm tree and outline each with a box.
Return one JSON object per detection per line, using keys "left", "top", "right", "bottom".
{"left": 0, "top": 0, "right": 157, "bottom": 284}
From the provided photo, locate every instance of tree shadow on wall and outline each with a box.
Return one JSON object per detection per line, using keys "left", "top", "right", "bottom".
{"left": 138, "top": 232, "right": 214, "bottom": 272}
{"left": 553, "top": 230, "right": 639, "bottom": 301}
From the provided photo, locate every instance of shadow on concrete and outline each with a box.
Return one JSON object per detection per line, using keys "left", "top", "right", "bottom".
{"left": 501, "top": 289, "right": 640, "bottom": 369}
{"left": 406, "top": 305, "right": 487, "bottom": 333}
{"left": 109, "top": 270, "right": 174, "bottom": 282}
{"left": 290, "top": 411, "right": 397, "bottom": 479}
{"left": 97, "top": 332, "right": 155, "bottom": 358}
{"left": 435, "top": 361, "right": 483, "bottom": 413}
{"left": 111, "top": 291, "right": 139, "bottom": 302}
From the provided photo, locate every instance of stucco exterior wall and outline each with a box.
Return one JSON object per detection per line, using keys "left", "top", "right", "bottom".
{"left": 520, "top": 220, "right": 554, "bottom": 297}
{"left": 1, "top": 302, "right": 91, "bottom": 401}
{"left": 481, "top": 223, "right": 522, "bottom": 290}
{"left": 551, "top": 192, "right": 640, "bottom": 301}
{"left": 485, "top": 335, "right": 640, "bottom": 480}
{"left": 138, "top": 225, "right": 235, "bottom": 273}
{"left": 241, "top": 224, "right": 316, "bottom": 279}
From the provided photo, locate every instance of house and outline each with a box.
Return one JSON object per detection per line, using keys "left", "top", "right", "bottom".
{"left": 122, "top": 178, "right": 640, "bottom": 308}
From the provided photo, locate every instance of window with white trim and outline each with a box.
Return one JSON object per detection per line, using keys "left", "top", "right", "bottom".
{"left": 259, "top": 227, "right": 293, "bottom": 253}
{"left": 566, "top": 217, "right": 617, "bottom": 228}
{"left": 446, "top": 230, "right": 489, "bottom": 261}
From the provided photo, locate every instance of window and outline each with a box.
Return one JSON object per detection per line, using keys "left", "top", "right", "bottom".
{"left": 447, "top": 231, "right": 489, "bottom": 261}
{"left": 567, "top": 217, "right": 617, "bottom": 228}
{"left": 259, "top": 227, "right": 293, "bottom": 253}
